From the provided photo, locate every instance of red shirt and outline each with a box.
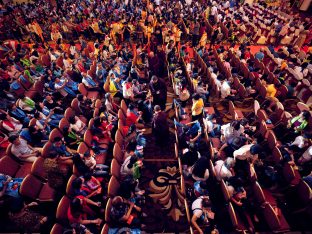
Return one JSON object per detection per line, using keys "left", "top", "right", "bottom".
{"left": 126, "top": 111, "right": 138, "bottom": 126}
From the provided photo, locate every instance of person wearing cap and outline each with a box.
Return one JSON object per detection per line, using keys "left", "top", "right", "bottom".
{"left": 149, "top": 76, "right": 167, "bottom": 111}
{"left": 152, "top": 105, "right": 169, "bottom": 148}
{"left": 191, "top": 196, "right": 215, "bottom": 234}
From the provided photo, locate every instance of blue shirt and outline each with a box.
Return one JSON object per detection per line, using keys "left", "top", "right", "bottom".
{"left": 0, "top": 174, "right": 23, "bottom": 198}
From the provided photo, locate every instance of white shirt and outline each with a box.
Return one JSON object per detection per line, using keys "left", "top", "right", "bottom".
{"left": 221, "top": 81, "right": 231, "bottom": 99}
{"left": 291, "top": 136, "right": 306, "bottom": 148}
{"left": 214, "top": 160, "right": 232, "bottom": 181}
{"left": 11, "top": 138, "right": 33, "bottom": 159}
{"left": 120, "top": 156, "right": 133, "bottom": 177}
{"left": 211, "top": 6, "right": 218, "bottom": 16}
{"left": 234, "top": 144, "right": 253, "bottom": 160}
{"left": 302, "top": 146, "right": 312, "bottom": 161}
{"left": 55, "top": 79, "right": 68, "bottom": 97}
{"left": 191, "top": 196, "right": 205, "bottom": 218}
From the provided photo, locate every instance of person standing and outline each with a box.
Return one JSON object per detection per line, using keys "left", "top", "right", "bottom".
{"left": 149, "top": 76, "right": 167, "bottom": 110}
{"left": 152, "top": 105, "right": 169, "bottom": 148}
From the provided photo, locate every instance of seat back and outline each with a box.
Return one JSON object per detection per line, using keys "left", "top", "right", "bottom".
{"left": 50, "top": 223, "right": 64, "bottom": 234}
{"left": 78, "top": 83, "right": 88, "bottom": 97}
{"left": 83, "top": 129, "right": 93, "bottom": 148}
{"left": 184, "top": 199, "right": 191, "bottom": 223}
{"left": 101, "top": 223, "right": 109, "bottom": 234}
{"left": 0, "top": 155, "right": 21, "bottom": 177}
{"left": 252, "top": 181, "right": 266, "bottom": 205}
{"left": 110, "top": 159, "right": 121, "bottom": 179}
{"left": 267, "top": 130, "right": 277, "bottom": 150}
{"left": 19, "top": 174, "right": 42, "bottom": 200}
{"left": 115, "top": 129, "right": 124, "bottom": 147}
{"left": 113, "top": 143, "right": 124, "bottom": 164}
{"left": 56, "top": 195, "right": 71, "bottom": 224}
{"left": 71, "top": 98, "right": 81, "bottom": 114}
{"left": 77, "top": 142, "right": 90, "bottom": 156}
{"left": 58, "top": 118, "right": 70, "bottom": 133}
{"left": 228, "top": 202, "right": 239, "bottom": 228}
{"left": 107, "top": 176, "right": 120, "bottom": 197}
{"left": 41, "top": 141, "right": 53, "bottom": 158}
{"left": 272, "top": 147, "right": 282, "bottom": 164}
{"left": 221, "top": 179, "right": 231, "bottom": 202}
{"left": 105, "top": 198, "right": 112, "bottom": 223}
{"left": 31, "top": 156, "right": 47, "bottom": 180}
{"left": 209, "top": 160, "right": 217, "bottom": 180}
{"left": 49, "top": 128, "right": 63, "bottom": 142}
{"left": 262, "top": 203, "right": 281, "bottom": 231}
{"left": 120, "top": 99, "right": 127, "bottom": 115}
{"left": 66, "top": 174, "right": 78, "bottom": 198}
{"left": 64, "top": 107, "right": 76, "bottom": 121}
{"left": 296, "top": 180, "right": 312, "bottom": 206}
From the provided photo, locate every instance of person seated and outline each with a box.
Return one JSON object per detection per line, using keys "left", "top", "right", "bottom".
{"left": 125, "top": 103, "right": 145, "bottom": 129}
{"left": 190, "top": 156, "right": 210, "bottom": 181}
{"left": 0, "top": 113, "right": 23, "bottom": 135}
{"left": 81, "top": 72, "right": 101, "bottom": 91}
{"left": 194, "top": 181, "right": 209, "bottom": 197}
{"left": 82, "top": 152, "right": 109, "bottom": 177}
{"left": 19, "top": 125, "right": 47, "bottom": 147}
{"left": 50, "top": 137, "right": 73, "bottom": 166}
{"left": 191, "top": 196, "right": 215, "bottom": 234}
{"left": 8, "top": 103, "right": 30, "bottom": 127}
{"left": 203, "top": 114, "right": 221, "bottom": 138}
{"left": 214, "top": 157, "right": 235, "bottom": 181}
{"left": 0, "top": 173, "right": 24, "bottom": 212}
{"left": 8, "top": 135, "right": 40, "bottom": 162}
{"left": 67, "top": 197, "right": 102, "bottom": 233}
{"left": 121, "top": 152, "right": 143, "bottom": 181}
{"left": 17, "top": 95, "right": 36, "bottom": 113}
{"left": 69, "top": 116, "right": 87, "bottom": 136}
{"left": 110, "top": 196, "right": 142, "bottom": 229}
{"left": 63, "top": 127, "right": 82, "bottom": 152}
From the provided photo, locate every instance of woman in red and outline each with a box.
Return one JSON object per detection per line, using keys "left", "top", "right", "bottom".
{"left": 67, "top": 196, "right": 102, "bottom": 229}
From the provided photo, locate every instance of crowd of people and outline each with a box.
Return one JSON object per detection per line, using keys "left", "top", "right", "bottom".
{"left": 0, "top": 0, "right": 311, "bottom": 233}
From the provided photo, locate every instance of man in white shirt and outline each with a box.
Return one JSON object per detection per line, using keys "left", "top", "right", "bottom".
{"left": 214, "top": 157, "right": 235, "bottom": 181}
{"left": 9, "top": 135, "right": 40, "bottom": 162}
{"left": 191, "top": 196, "right": 214, "bottom": 234}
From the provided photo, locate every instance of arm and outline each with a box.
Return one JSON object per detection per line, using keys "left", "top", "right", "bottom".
{"left": 217, "top": 143, "right": 228, "bottom": 156}
{"left": 121, "top": 203, "right": 134, "bottom": 221}
{"left": 191, "top": 214, "right": 204, "bottom": 234}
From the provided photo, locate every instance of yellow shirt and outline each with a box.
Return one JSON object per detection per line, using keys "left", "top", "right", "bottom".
{"left": 266, "top": 84, "right": 277, "bottom": 97}
{"left": 109, "top": 81, "right": 118, "bottom": 96}
{"left": 192, "top": 98, "right": 204, "bottom": 116}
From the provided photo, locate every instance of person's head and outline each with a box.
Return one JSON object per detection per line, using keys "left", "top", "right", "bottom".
{"left": 192, "top": 93, "right": 201, "bottom": 101}
{"left": 151, "top": 75, "right": 158, "bottom": 84}
{"left": 154, "top": 105, "right": 161, "bottom": 113}
{"left": 250, "top": 144, "right": 263, "bottom": 156}
{"left": 112, "top": 196, "right": 124, "bottom": 207}
{"left": 231, "top": 120, "right": 241, "bottom": 131}
{"left": 72, "top": 177, "right": 83, "bottom": 190}
{"left": 8, "top": 135, "right": 20, "bottom": 145}
{"left": 70, "top": 197, "right": 83, "bottom": 217}
{"left": 301, "top": 110, "right": 311, "bottom": 121}
{"left": 224, "top": 157, "right": 235, "bottom": 169}
{"left": 28, "top": 125, "right": 38, "bottom": 134}
{"left": 202, "top": 196, "right": 211, "bottom": 209}
{"left": 69, "top": 116, "right": 76, "bottom": 124}
{"left": 77, "top": 94, "right": 84, "bottom": 102}
{"left": 128, "top": 155, "right": 138, "bottom": 169}
{"left": 53, "top": 137, "right": 63, "bottom": 147}
{"left": 128, "top": 103, "right": 135, "bottom": 111}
